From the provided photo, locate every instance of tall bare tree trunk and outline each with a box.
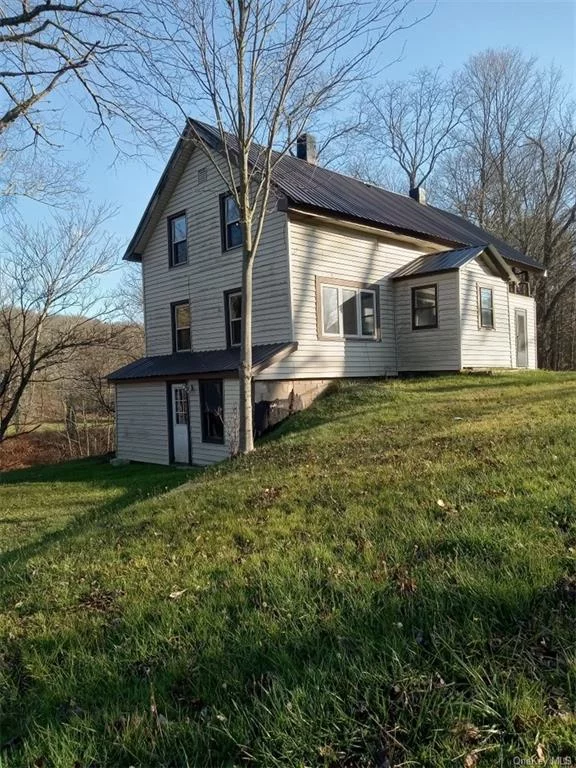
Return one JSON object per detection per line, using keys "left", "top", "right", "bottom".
{"left": 239, "top": 239, "right": 254, "bottom": 454}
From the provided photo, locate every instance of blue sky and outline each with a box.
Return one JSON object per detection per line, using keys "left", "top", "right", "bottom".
{"left": 17, "top": 0, "right": 576, "bottom": 289}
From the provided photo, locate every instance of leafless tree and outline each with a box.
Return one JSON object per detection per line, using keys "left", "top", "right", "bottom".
{"left": 0, "top": 1, "right": 142, "bottom": 145}
{"left": 360, "top": 67, "right": 465, "bottom": 192}
{"left": 0, "top": 204, "right": 125, "bottom": 440}
{"left": 137, "top": 0, "right": 424, "bottom": 453}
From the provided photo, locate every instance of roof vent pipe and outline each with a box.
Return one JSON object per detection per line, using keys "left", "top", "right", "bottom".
{"left": 409, "top": 186, "right": 426, "bottom": 205}
{"left": 296, "top": 133, "right": 317, "bottom": 165}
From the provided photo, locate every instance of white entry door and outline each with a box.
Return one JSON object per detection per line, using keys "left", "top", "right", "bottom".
{"left": 171, "top": 384, "right": 190, "bottom": 463}
{"left": 515, "top": 310, "right": 528, "bottom": 368}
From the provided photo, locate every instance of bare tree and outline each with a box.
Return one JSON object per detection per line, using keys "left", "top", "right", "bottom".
{"left": 137, "top": 0, "right": 424, "bottom": 453}
{"left": 441, "top": 49, "right": 540, "bottom": 235}
{"left": 361, "top": 67, "right": 465, "bottom": 193}
{"left": 0, "top": 204, "right": 125, "bottom": 440}
{"left": 0, "top": 1, "right": 142, "bottom": 145}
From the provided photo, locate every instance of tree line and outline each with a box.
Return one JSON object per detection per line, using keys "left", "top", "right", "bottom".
{"left": 1, "top": 2, "right": 574, "bottom": 455}
{"left": 347, "top": 49, "right": 576, "bottom": 370}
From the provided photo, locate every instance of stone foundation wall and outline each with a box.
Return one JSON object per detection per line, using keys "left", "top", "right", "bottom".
{"left": 253, "top": 379, "right": 331, "bottom": 435}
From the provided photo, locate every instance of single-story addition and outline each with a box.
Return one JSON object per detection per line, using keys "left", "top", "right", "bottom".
{"left": 108, "top": 120, "right": 544, "bottom": 466}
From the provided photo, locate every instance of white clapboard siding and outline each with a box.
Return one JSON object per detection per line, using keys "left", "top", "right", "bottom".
{"left": 459, "top": 259, "right": 514, "bottom": 368}
{"left": 188, "top": 379, "right": 239, "bottom": 466}
{"left": 141, "top": 148, "right": 291, "bottom": 356}
{"left": 116, "top": 382, "right": 169, "bottom": 465}
{"left": 395, "top": 272, "right": 461, "bottom": 372}
{"left": 509, "top": 293, "right": 538, "bottom": 369}
{"left": 260, "top": 216, "right": 432, "bottom": 379}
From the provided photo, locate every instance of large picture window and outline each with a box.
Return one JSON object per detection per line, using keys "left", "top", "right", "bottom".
{"left": 224, "top": 289, "right": 242, "bottom": 347}
{"left": 168, "top": 212, "right": 187, "bottom": 267}
{"left": 221, "top": 194, "right": 243, "bottom": 250}
{"left": 199, "top": 380, "right": 224, "bottom": 443}
{"left": 411, "top": 285, "right": 438, "bottom": 329}
{"left": 319, "top": 282, "right": 377, "bottom": 339}
{"left": 172, "top": 302, "right": 191, "bottom": 351}
{"left": 478, "top": 286, "right": 494, "bottom": 328}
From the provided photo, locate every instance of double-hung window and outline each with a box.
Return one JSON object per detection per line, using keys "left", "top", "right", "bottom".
{"left": 319, "top": 283, "right": 377, "bottom": 339}
{"left": 172, "top": 302, "right": 191, "bottom": 352}
{"left": 221, "top": 194, "right": 243, "bottom": 250}
{"left": 199, "top": 380, "right": 224, "bottom": 443}
{"left": 168, "top": 212, "right": 187, "bottom": 267}
{"left": 478, "top": 286, "right": 494, "bottom": 328}
{"left": 225, "top": 290, "right": 242, "bottom": 347}
{"left": 411, "top": 285, "right": 438, "bottom": 329}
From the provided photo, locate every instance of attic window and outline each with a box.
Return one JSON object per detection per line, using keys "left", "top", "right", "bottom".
{"left": 198, "top": 167, "right": 207, "bottom": 184}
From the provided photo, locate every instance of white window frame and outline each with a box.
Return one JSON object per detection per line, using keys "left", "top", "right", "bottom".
{"left": 227, "top": 290, "right": 242, "bottom": 347}
{"left": 319, "top": 282, "right": 377, "bottom": 340}
{"left": 478, "top": 284, "right": 495, "bottom": 329}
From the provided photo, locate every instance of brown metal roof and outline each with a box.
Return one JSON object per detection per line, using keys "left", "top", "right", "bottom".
{"left": 186, "top": 119, "right": 543, "bottom": 272}
{"left": 108, "top": 342, "right": 296, "bottom": 382}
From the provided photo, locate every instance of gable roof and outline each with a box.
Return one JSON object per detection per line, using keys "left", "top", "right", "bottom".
{"left": 390, "top": 245, "right": 515, "bottom": 281}
{"left": 125, "top": 119, "right": 544, "bottom": 272}
{"left": 107, "top": 342, "right": 296, "bottom": 382}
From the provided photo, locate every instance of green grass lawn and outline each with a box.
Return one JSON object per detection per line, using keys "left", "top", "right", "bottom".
{"left": 1, "top": 372, "right": 575, "bottom": 767}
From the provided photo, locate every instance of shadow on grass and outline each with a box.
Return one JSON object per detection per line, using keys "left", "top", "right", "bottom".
{"left": 0, "top": 457, "right": 200, "bottom": 584}
{"left": 2, "top": 558, "right": 574, "bottom": 767}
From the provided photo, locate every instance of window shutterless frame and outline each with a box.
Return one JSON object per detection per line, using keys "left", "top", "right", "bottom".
{"left": 316, "top": 278, "right": 378, "bottom": 340}
{"left": 167, "top": 211, "right": 188, "bottom": 267}
{"left": 411, "top": 284, "right": 438, "bottom": 330}
{"left": 224, "top": 288, "right": 242, "bottom": 347}
{"left": 199, "top": 379, "right": 224, "bottom": 444}
{"left": 171, "top": 300, "right": 191, "bottom": 352}
{"left": 219, "top": 193, "right": 243, "bottom": 251}
{"left": 478, "top": 285, "right": 495, "bottom": 329}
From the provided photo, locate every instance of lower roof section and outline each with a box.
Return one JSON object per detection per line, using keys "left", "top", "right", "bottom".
{"left": 108, "top": 342, "right": 297, "bottom": 382}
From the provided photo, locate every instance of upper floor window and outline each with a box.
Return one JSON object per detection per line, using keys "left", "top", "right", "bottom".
{"left": 224, "top": 289, "right": 242, "bottom": 347}
{"left": 412, "top": 285, "right": 438, "bottom": 329}
{"left": 172, "top": 301, "right": 191, "bottom": 351}
{"left": 221, "top": 194, "right": 243, "bottom": 250}
{"left": 479, "top": 286, "right": 494, "bottom": 328}
{"left": 319, "top": 281, "right": 377, "bottom": 339}
{"left": 168, "top": 212, "right": 187, "bottom": 267}
{"left": 199, "top": 379, "right": 224, "bottom": 443}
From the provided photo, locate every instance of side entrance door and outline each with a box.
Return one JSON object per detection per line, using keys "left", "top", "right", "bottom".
{"left": 171, "top": 383, "right": 190, "bottom": 463}
{"left": 515, "top": 310, "right": 528, "bottom": 368}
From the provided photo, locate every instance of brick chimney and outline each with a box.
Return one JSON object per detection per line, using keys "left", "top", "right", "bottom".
{"left": 296, "top": 133, "right": 317, "bottom": 164}
{"left": 409, "top": 186, "right": 426, "bottom": 205}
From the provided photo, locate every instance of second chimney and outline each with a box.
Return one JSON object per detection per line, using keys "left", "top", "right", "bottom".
{"left": 296, "top": 133, "right": 317, "bottom": 165}
{"left": 409, "top": 186, "right": 426, "bottom": 205}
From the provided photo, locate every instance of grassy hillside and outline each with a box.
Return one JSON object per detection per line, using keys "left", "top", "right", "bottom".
{"left": 1, "top": 372, "right": 575, "bottom": 767}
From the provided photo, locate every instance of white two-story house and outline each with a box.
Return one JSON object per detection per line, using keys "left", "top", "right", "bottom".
{"left": 109, "top": 120, "right": 543, "bottom": 466}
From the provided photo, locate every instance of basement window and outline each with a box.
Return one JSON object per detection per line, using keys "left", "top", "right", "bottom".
{"left": 411, "top": 285, "right": 438, "bottom": 329}
{"left": 479, "top": 286, "right": 494, "bottom": 328}
{"left": 318, "top": 281, "right": 377, "bottom": 340}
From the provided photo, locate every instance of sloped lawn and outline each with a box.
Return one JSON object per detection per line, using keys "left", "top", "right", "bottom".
{"left": 1, "top": 371, "right": 575, "bottom": 767}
